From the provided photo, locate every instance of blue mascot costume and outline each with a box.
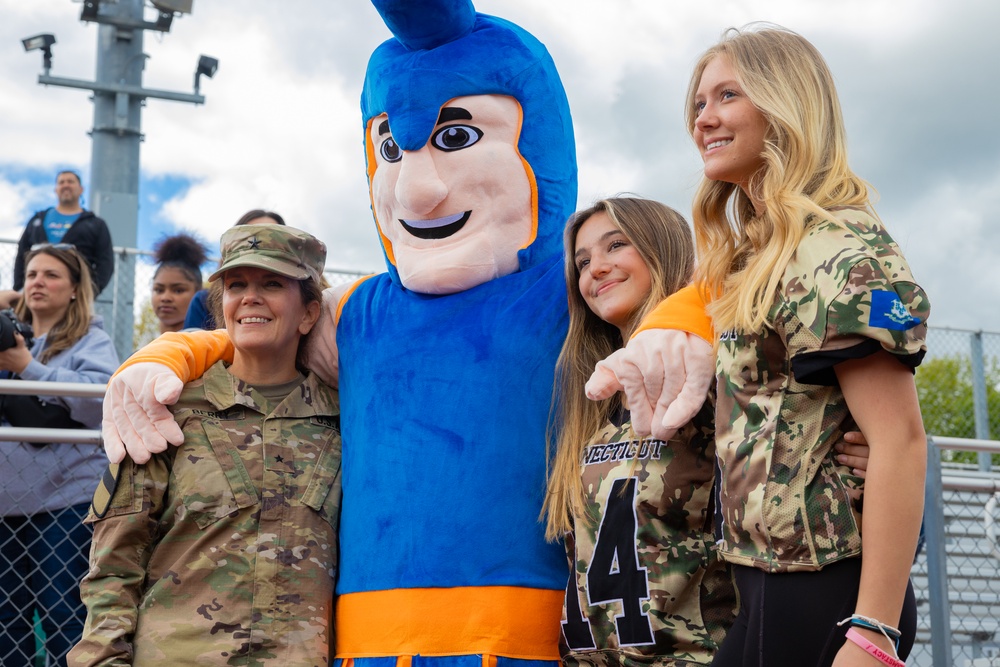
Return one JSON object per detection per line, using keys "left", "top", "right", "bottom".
{"left": 334, "top": 0, "right": 576, "bottom": 663}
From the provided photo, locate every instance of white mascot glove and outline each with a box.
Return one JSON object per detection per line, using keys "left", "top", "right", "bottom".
{"left": 102, "top": 362, "right": 185, "bottom": 464}
{"left": 586, "top": 330, "right": 714, "bottom": 441}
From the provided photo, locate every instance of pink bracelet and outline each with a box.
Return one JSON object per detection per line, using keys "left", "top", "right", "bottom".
{"left": 845, "top": 628, "right": 905, "bottom": 667}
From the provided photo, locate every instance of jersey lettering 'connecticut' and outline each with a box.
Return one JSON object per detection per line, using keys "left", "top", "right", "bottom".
{"left": 714, "top": 208, "right": 929, "bottom": 573}
{"left": 562, "top": 399, "right": 736, "bottom": 667}
{"left": 582, "top": 439, "right": 663, "bottom": 465}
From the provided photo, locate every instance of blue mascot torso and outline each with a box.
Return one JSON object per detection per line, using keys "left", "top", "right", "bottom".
{"left": 334, "top": 0, "right": 577, "bottom": 662}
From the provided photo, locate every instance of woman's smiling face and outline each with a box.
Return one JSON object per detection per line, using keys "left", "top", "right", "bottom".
{"left": 574, "top": 211, "right": 652, "bottom": 337}
{"left": 692, "top": 54, "right": 768, "bottom": 192}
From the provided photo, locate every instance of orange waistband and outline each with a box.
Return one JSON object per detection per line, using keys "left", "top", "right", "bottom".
{"left": 335, "top": 586, "right": 563, "bottom": 660}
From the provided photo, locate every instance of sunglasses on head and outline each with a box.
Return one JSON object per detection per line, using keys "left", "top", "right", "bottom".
{"left": 30, "top": 242, "right": 77, "bottom": 252}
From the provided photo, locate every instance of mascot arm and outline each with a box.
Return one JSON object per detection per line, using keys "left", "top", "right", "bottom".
{"left": 103, "top": 330, "right": 234, "bottom": 464}
{"left": 587, "top": 283, "right": 714, "bottom": 440}
{"left": 116, "top": 329, "right": 235, "bottom": 381}
{"left": 633, "top": 283, "right": 713, "bottom": 342}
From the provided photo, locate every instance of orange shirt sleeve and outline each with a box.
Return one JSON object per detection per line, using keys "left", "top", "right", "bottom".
{"left": 114, "top": 329, "right": 235, "bottom": 383}
{"left": 633, "top": 283, "right": 714, "bottom": 343}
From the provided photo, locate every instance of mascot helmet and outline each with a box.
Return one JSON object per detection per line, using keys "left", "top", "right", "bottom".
{"left": 362, "top": 0, "right": 577, "bottom": 285}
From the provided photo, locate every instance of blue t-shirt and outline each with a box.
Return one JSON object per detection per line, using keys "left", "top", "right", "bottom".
{"left": 43, "top": 209, "right": 81, "bottom": 243}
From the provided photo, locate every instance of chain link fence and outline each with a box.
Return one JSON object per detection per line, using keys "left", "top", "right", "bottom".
{"left": 910, "top": 328, "right": 1000, "bottom": 667}
{"left": 3, "top": 237, "right": 1000, "bottom": 665}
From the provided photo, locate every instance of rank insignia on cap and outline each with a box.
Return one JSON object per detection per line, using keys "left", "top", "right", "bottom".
{"left": 92, "top": 462, "right": 123, "bottom": 518}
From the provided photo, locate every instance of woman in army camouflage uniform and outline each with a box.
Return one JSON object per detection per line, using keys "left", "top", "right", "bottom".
{"left": 686, "top": 26, "right": 926, "bottom": 667}
{"left": 544, "top": 196, "right": 737, "bottom": 667}
{"left": 71, "top": 224, "right": 342, "bottom": 666}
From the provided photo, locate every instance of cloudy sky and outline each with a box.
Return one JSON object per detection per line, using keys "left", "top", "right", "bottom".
{"left": 1, "top": 0, "right": 997, "bottom": 331}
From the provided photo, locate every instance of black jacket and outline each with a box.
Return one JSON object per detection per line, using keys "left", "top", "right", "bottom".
{"left": 14, "top": 208, "right": 115, "bottom": 295}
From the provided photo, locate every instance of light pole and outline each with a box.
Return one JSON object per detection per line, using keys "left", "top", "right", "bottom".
{"left": 22, "top": 0, "right": 217, "bottom": 359}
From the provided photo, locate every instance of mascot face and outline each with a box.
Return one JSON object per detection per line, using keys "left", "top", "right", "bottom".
{"left": 368, "top": 94, "right": 533, "bottom": 294}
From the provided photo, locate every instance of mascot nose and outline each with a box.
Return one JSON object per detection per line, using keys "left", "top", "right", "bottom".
{"left": 395, "top": 147, "right": 448, "bottom": 215}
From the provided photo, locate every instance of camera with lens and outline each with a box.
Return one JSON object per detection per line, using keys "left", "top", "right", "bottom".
{"left": 0, "top": 308, "right": 34, "bottom": 351}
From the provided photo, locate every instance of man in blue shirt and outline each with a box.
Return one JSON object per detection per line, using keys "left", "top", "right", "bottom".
{"left": 12, "top": 170, "right": 114, "bottom": 296}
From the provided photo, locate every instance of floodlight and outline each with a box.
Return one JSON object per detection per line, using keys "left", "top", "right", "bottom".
{"left": 194, "top": 55, "right": 218, "bottom": 94}
{"left": 21, "top": 34, "right": 55, "bottom": 52}
{"left": 21, "top": 34, "right": 56, "bottom": 73}
{"left": 197, "top": 55, "right": 218, "bottom": 78}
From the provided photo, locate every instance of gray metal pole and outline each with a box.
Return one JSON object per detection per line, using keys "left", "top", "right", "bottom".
{"left": 969, "top": 331, "right": 993, "bottom": 472}
{"left": 88, "top": 0, "right": 145, "bottom": 360}
{"left": 26, "top": 3, "right": 212, "bottom": 359}
{"left": 924, "top": 437, "right": 954, "bottom": 667}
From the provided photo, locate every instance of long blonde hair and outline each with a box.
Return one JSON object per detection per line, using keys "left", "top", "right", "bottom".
{"left": 543, "top": 196, "right": 694, "bottom": 540}
{"left": 686, "top": 25, "right": 872, "bottom": 333}
{"left": 14, "top": 245, "right": 96, "bottom": 364}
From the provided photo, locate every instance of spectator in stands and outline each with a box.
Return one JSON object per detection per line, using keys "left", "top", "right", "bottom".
{"left": 0, "top": 244, "right": 119, "bottom": 665}
{"left": 183, "top": 209, "right": 286, "bottom": 331}
{"left": 151, "top": 233, "right": 208, "bottom": 335}
{"left": 13, "top": 170, "right": 115, "bottom": 297}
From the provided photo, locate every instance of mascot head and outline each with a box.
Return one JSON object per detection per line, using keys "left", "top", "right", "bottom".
{"left": 362, "top": 0, "right": 577, "bottom": 293}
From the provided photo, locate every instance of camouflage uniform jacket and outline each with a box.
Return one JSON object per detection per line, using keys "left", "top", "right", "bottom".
{"left": 70, "top": 361, "right": 342, "bottom": 666}
{"left": 714, "top": 208, "right": 929, "bottom": 573}
{"left": 561, "top": 396, "right": 736, "bottom": 667}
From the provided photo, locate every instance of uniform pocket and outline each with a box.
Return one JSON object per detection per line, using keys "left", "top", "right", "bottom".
{"left": 175, "top": 421, "right": 260, "bottom": 529}
{"left": 300, "top": 426, "right": 342, "bottom": 530}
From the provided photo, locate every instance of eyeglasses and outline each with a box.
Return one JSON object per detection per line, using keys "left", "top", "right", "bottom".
{"left": 30, "top": 242, "right": 77, "bottom": 252}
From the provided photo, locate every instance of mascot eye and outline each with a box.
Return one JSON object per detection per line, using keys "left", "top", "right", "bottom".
{"left": 380, "top": 137, "right": 402, "bottom": 163}
{"left": 431, "top": 125, "right": 482, "bottom": 152}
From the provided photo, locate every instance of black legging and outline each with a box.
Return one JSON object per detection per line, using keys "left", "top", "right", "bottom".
{"left": 711, "top": 558, "right": 917, "bottom": 667}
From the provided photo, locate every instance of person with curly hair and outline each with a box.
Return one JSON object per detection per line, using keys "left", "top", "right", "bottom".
{"left": 150, "top": 233, "right": 208, "bottom": 335}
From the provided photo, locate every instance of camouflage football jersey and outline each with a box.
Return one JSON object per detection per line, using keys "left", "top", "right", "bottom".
{"left": 714, "top": 208, "right": 929, "bottom": 572}
{"left": 561, "top": 397, "right": 736, "bottom": 667}
{"left": 70, "top": 362, "right": 342, "bottom": 666}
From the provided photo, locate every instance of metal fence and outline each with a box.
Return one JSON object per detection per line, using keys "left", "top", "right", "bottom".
{"left": 913, "top": 437, "right": 1000, "bottom": 667}
{"left": 0, "top": 381, "right": 106, "bottom": 666}
{"left": 921, "top": 328, "right": 1000, "bottom": 467}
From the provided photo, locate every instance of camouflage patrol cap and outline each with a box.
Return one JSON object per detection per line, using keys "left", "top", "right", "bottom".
{"left": 209, "top": 223, "right": 326, "bottom": 283}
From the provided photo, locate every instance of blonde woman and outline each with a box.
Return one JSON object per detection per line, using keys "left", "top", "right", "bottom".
{"left": 683, "top": 26, "right": 926, "bottom": 666}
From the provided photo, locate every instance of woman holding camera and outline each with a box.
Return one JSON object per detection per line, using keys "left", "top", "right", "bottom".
{"left": 0, "top": 243, "right": 120, "bottom": 666}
